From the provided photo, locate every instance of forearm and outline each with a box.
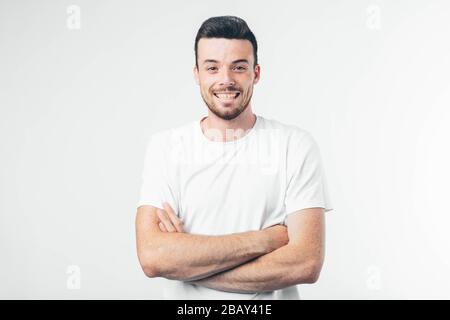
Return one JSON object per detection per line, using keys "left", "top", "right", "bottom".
{"left": 188, "top": 244, "right": 319, "bottom": 293}
{"left": 137, "top": 205, "right": 288, "bottom": 283}
{"left": 143, "top": 230, "right": 270, "bottom": 281}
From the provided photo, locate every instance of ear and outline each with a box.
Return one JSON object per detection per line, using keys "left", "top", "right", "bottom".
{"left": 253, "top": 64, "right": 261, "bottom": 85}
{"left": 193, "top": 65, "right": 200, "bottom": 85}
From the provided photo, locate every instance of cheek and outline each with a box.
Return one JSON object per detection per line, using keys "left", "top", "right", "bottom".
{"left": 199, "top": 82, "right": 212, "bottom": 94}
{"left": 239, "top": 76, "right": 253, "bottom": 90}
{"left": 242, "top": 84, "right": 253, "bottom": 94}
{"left": 199, "top": 79, "right": 215, "bottom": 92}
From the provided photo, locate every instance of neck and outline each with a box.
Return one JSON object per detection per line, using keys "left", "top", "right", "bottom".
{"left": 201, "top": 105, "right": 256, "bottom": 142}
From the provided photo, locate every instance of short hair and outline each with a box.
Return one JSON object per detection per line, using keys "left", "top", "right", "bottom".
{"left": 194, "top": 16, "right": 258, "bottom": 68}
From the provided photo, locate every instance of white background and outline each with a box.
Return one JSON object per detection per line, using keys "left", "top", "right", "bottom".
{"left": 1, "top": 0, "right": 450, "bottom": 299}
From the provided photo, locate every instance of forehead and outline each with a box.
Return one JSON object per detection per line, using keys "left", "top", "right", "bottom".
{"left": 197, "top": 38, "right": 253, "bottom": 63}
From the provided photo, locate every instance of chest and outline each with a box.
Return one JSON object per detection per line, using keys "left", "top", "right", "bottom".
{"left": 175, "top": 148, "right": 287, "bottom": 234}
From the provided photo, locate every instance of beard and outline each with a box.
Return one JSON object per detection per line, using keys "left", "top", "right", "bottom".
{"left": 200, "top": 86, "right": 253, "bottom": 121}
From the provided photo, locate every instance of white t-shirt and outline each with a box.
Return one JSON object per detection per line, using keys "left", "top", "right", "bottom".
{"left": 137, "top": 114, "right": 333, "bottom": 299}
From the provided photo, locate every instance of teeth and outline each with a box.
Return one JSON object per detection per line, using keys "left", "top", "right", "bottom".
{"left": 215, "top": 92, "right": 239, "bottom": 99}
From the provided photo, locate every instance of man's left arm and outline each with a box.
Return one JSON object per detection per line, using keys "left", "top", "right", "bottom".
{"left": 187, "top": 207, "right": 325, "bottom": 293}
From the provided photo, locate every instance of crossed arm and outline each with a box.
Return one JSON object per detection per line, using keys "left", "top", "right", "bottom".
{"left": 135, "top": 202, "right": 325, "bottom": 293}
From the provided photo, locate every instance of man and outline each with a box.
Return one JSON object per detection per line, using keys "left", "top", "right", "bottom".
{"left": 135, "top": 16, "right": 333, "bottom": 299}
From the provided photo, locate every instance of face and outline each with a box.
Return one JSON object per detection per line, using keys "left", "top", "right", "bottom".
{"left": 194, "top": 38, "right": 260, "bottom": 120}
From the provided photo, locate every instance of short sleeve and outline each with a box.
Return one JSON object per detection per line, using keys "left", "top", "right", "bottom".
{"left": 137, "top": 133, "right": 178, "bottom": 213}
{"left": 284, "top": 131, "right": 333, "bottom": 216}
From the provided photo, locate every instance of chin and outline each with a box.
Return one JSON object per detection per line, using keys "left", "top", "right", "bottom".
{"left": 219, "top": 109, "right": 244, "bottom": 120}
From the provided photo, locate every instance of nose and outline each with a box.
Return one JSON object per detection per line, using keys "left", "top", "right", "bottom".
{"left": 218, "top": 68, "right": 235, "bottom": 87}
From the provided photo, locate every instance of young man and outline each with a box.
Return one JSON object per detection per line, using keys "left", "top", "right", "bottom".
{"left": 135, "top": 16, "right": 333, "bottom": 299}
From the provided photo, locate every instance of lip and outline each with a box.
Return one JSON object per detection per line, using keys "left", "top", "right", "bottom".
{"left": 213, "top": 91, "right": 241, "bottom": 100}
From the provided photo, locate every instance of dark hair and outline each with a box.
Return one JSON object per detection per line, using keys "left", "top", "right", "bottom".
{"left": 194, "top": 16, "right": 258, "bottom": 68}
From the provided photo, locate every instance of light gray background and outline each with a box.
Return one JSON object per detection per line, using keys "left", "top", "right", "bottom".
{"left": 1, "top": 0, "right": 450, "bottom": 299}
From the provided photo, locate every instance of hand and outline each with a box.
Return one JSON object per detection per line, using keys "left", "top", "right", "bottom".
{"left": 263, "top": 224, "right": 289, "bottom": 252}
{"left": 156, "top": 202, "right": 185, "bottom": 233}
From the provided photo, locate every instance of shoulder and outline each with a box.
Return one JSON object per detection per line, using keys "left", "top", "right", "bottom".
{"left": 257, "top": 115, "right": 314, "bottom": 146}
{"left": 146, "top": 120, "right": 197, "bottom": 149}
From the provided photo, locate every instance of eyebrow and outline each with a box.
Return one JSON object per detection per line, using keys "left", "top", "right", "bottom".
{"left": 202, "top": 59, "right": 249, "bottom": 65}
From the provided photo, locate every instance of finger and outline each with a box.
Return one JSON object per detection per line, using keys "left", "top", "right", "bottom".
{"left": 158, "top": 222, "right": 168, "bottom": 232}
{"left": 156, "top": 208, "right": 176, "bottom": 232}
{"left": 163, "top": 202, "right": 184, "bottom": 233}
{"left": 157, "top": 209, "right": 176, "bottom": 232}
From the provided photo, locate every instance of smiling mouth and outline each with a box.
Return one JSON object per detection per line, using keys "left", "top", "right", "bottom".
{"left": 213, "top": 92, "right": 240, "bottom": 100}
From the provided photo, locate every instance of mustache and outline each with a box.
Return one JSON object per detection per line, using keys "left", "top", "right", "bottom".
{"left": 211, "top": 87, "right": 241, "bottom": 93}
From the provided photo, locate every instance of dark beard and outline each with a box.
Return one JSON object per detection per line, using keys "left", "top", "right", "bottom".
{"left": 200, "top": 91, "right": 253, "bottom": 121}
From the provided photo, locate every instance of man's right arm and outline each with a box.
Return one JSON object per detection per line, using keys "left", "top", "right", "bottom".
{"left": 135, "top": 205, "right": 288, "bottom": 282}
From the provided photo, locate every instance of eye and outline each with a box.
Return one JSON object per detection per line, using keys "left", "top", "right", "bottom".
{"left": 207, "top": 67, "right": 217, "bottom": 71}
{"left": 234, "top": 66, "right": 247, "bottom": 71}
